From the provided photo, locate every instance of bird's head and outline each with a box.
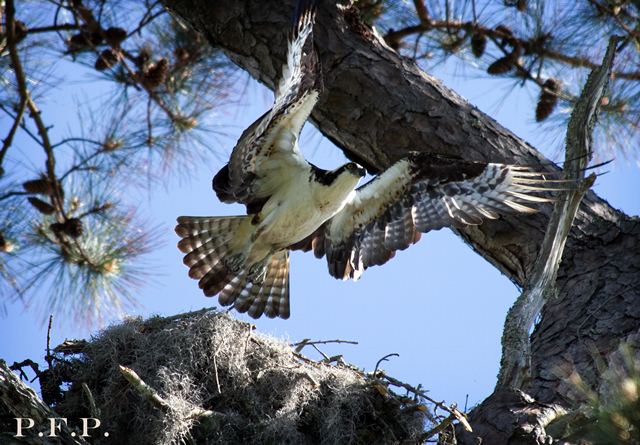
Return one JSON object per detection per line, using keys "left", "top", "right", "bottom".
{"left": 328, "top": 162, "right": 366, "bottom": 189}
{"left": 310, "top": 162, "right": 365, "bottom": 209}
{"left": 341, "top": 162, "right": 367, "bottom": 178}
{"left": 312, "top": 162, "right": 366, "bottom": 186}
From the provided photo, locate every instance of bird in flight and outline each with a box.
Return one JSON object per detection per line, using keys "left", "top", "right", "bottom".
{"left": 176, "top": 0, "right": 567, "bottom": 319}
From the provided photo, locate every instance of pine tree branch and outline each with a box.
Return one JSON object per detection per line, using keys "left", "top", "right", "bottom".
{"left": 384, "top": 20, "right": 640, "bottom": 81}
{"left": 25, "top": 24, "right": 81, "bottom": 34}
{"left": 0, "top": 0, "right": 29, "bottom": 171}
{"left": 412, "top": 0, "right": 430, "bottom": 23}
{"left": 5, "top": 0, "right": 66, "bottom": 217}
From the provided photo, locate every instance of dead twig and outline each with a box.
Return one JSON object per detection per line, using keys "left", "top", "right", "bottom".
{"left": 419, "top": 413, "right": 457, "bottom": 441}
{"left": 119, "top": 365, "right": 170, "bottom": 411}
{"left": 291, "top": 338, "right": 358, "bottom": 353}
{"left": 311, "top": 344, "right": 331, "bottom": 361}
{"left": 377, "top": 371, "right": 471, "bottom": 432}
{"left": 45, "top": 314, "right": 54, "bottom": 369}
{"left": 373, "top": 352, "right": 399, "bottom": 375}
{"left": 9, "top": 359, "right": 41, "bottom": 381}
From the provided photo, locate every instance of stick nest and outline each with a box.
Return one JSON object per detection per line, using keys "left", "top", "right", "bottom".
{"left": 54, "top": 310, "right": 428, "bottom": 444}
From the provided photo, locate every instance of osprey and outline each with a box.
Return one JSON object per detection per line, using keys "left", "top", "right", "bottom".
{"left": 176, "top": 0, "right": 565, "bottom": 319}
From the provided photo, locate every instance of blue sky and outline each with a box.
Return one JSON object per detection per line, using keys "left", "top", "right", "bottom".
{"left": 1, "top": 54, "right": 639, "bottom": 413}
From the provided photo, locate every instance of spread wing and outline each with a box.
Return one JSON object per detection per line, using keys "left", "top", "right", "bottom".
{"left": 214, "top": 0, "right": 321, "bottom": 207}
{"left": 308, "top": 153, "right": 568, "bottom": 280}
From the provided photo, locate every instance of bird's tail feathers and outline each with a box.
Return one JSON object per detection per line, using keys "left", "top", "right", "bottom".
{"left": 176, "top": 215, "right": 253, "bottom": 294}
{"left": 175, "top": 216, "right": 290, "bottom": 319}
{"left": 220, "top": 250, "right": 291, "bottom": 319}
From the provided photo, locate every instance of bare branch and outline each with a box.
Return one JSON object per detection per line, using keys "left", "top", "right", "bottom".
{"left": 0, "top": 0, "right": 29, "bottom": 171}
{"left": 376, "top": 371, "right": 471, "bottom": 432}
{"left": 119, "top": 365, "right": 222, "bottom": 421}
{"left": 45, "top": 314, "right": 54, "bottom": 369}
{"left": 5, "top": 0, "right": 65, "bottom": 217}
{"left": 25, "top": 23, "right": 80, "bottom": 34}
{"left": 374, "top": 352, "right": 399, "bottom": 375}
{"left": 412, "top": 0, "right": 429, "bottom": 23}
{"left": 291, "top": 338, "right": 358, "bottom": 353}
{"left": 497, "top": 36, "right": 622, "bottom": 389}
{"left": 119, "top": 365, "right": 172, "bottom": 412}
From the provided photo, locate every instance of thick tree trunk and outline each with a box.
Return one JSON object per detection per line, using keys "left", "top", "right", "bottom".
{"left": 165, "top": 0, "right": 640, "bottom": 443}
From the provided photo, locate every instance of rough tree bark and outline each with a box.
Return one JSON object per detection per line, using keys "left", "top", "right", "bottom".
{"left": 0, "top": 360, "right": 89, "bottom": 445}
{"left": 163, "top": 1, "right": 640, "bottom": 443}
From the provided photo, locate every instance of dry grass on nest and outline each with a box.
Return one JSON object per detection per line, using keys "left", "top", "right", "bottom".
{"left": 55, "top": 309, "right": 428, "bottom": 444}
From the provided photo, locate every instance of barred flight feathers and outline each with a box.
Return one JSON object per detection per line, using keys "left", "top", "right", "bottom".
{"left": 175, "top": 216, "right": 291, "bottom": 319}
{"left": 219, "top": 0, "right": 320, "bottom": 208}
{"left": 321, "top": 152, "right": 571, "bottom": 280}
{"left": 277, "top": 0, "right": 319, "bottom": 100}
{"left": 220, "top": 251, "right": 291, "bottom": 319}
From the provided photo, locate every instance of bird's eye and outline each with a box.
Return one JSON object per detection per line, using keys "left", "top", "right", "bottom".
{"left": 347, "top": 163, "right": 355, "bottom": 170}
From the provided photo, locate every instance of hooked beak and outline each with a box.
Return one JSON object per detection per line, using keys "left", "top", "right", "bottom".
{"left": 356, "top": 165, "right": 366, "bottom": 177}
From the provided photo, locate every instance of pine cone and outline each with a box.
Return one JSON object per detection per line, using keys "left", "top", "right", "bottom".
{"left": 487, "top": 56, "right": 513, "bottom": 75}
{"left": 494, "top": 25, "right": 515, "bottom": 45}
{"left": 23, "top": 177, "right": 54, "bottom": 195}
{"left": 68, "top": 32, "right": 92, "bottom": 50}
{"left": 105, "top": 27, "right": 127, "bottom": 46}
{"left": 89, "top": 31, "right": 104, "bottom": 46}
{"left": 471, "top": 32, "right": 486, "bottom": 58}
{"left": 536, "top": 79, "right": 559, "bottom": 122}
{"left": 487, "top": 45, "right": 520, "bottom": 75}
{"left": 95, "top": 49, "right": 119, "bottom": 71}
{"left": 28, "top": 197, "right": 56, "bottom": 215}
{"left": 134, "top": 49, "right": 151, "bottom": 68}
{"left": 68, "top": 30, "right": 102, "bottom": 51}
{"left": 63, "top": 218, "right": 84, "bottom": 238}
{"left": 50, "top": 222, "right": 65, "bottom": 237}
{"left": 142, "top": 58, "right": 169, "bottom": 90}
{"left": 50, "top": 218, "right": 84, "bottom": 239}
